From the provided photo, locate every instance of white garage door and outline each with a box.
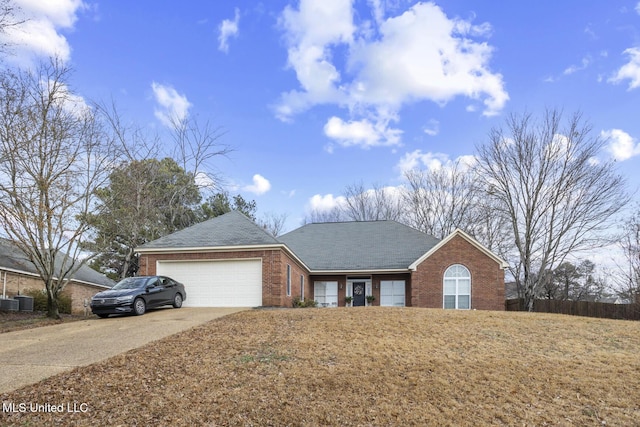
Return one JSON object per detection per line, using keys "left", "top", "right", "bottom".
{"left": 156, "top": 259, "right": 262, "bottom": 307}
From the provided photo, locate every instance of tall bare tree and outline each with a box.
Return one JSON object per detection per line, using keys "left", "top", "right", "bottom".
{"left": 475, "top": 109, "right": 628, "bottom": 311}
{"left": 615, "top": 209, "right": 640, "bottom": 303}
{"left": 169, "top": 115, "right": 231, "bottom": 193}
{"left": 259, "top": 212, "right": 289, "bottom": 237}
{"left": 0, "top": 0, "right": 25, "bottom": 56}
{"left": 0, "top": 59, "right": 115, "bottom": 318}
{"left": 342, "top": 182, "right": 404, "bottom": 221}
{"left": 403, "top": 159, "right": 478, "bottom": 239}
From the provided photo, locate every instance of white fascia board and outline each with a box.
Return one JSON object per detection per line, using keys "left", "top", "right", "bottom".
{"left": 409, "top": 228, "right": 509, "bottom": 270}
{"left": 0, "top": 266, "right": 40, "bottom": 278}
{"left": 0, "top": 267, "right": 112, "bottom": 289}
{"left": 308, "top": 269, "right": 411, "bottom": 275}
{"left": 135, "top": 244, "right": 284, "bottom": 254}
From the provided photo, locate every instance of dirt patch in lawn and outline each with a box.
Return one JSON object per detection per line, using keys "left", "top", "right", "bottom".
{"left": 0, "top": 310, "right": 88, "bottom": 334}
{"left": 1, "top": 308, "right": 639, "bottom": 426}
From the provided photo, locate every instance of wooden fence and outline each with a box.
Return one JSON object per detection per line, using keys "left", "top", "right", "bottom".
{"left": 505, "top": 298, "right": 640, "bottom": 321}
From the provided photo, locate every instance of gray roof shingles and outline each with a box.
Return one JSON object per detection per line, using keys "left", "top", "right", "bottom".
{"left": 138, "top": 210, "right": 279, "bottom": 249}
{"left": 278, "top": 220, "right": 440, "bottom": 271}
{"left": 0, "top": 238, "right": 114, "bottom": 288}
{"left": 138, "top": 211, "right": 441, "bottom": 272}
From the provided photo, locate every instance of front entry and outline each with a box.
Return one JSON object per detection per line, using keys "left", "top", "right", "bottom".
{"left": 352, "top": 282, "right": 366, "bottom": 306}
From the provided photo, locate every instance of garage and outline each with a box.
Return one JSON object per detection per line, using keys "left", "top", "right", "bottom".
{"left": 156, "top": 259, "right": 262, "bottom": 307}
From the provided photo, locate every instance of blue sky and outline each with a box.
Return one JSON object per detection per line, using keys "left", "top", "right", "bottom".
{"left": 3, "top": 1, "right": 640, "bottom": 232}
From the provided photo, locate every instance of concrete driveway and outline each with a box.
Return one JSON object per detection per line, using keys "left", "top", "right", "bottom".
{"left": 0, "top": 307, "right": 247, "bottom": 394}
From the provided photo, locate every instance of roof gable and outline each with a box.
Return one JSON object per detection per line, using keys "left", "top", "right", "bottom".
{"left": 408, "top": 228, "right": 509, "bottom": 270}
{"left": 137, "top": 211, "right": 279, "bottom": 251}
{"left": 278, "top": 220, "right": 440, "bottom": 271}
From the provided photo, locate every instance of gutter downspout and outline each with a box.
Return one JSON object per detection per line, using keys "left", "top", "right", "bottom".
{"left": 2, "top": 270, "right": 6, "bottom": 299}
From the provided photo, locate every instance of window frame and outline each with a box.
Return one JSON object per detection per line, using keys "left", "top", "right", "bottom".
{"left": 300, "top": 274, "right": 304, "bottom": 300}
{"left": 443, "top": 264, "right": 471, "bottom": 310}
{"left": 286, "top": 264, "right": 291, "bottom": 297}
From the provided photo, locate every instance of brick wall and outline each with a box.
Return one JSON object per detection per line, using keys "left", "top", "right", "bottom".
{"left": 1, "top": 270, "right": 107, "bottom": 314}
{"left": 411, "top": 234, "right": 505, "bottom": 310}
{"left": 1, "top": 271, "right": 42, "bottom": 296}
{"left": 62, "top": 283, "right": 106, "bottom": 314}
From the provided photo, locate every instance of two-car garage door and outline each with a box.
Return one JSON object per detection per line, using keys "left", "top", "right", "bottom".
{"left": 156, "top": 259, "right": 262, "bottom": 307}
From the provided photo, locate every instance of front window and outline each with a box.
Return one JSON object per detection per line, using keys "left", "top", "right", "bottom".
{"left": 443, "top": 264, "right": 471, "bottom": 309}
{"left": 286, "top": 265, "right": 291, "bottom": 296}
{"left": 314, "top": 281, "right": 338, "bottom": 307}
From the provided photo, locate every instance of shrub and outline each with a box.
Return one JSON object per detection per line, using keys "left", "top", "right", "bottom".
{"left": 21, "top": 288, "right": 72, "bottom": 314}
{"left": 292, "top": 297, "right": 318, "bottom": 308}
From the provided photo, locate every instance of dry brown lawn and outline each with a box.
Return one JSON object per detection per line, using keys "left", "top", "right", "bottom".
{"left": 0, "top": 310, "right": 87, "bottom": 334}
{"left": 1, "top": 307, "right": 639, "bottom": 426}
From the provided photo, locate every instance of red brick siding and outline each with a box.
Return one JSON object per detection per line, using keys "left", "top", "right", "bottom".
{"left": 411, "top": 235, "right": 505, "bottom": 310}
{"left": 139, "top": 249, "right": 309, "bottom": 308}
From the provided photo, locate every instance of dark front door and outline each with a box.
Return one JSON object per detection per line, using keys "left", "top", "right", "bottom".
{"left": 352, "top": 282, "right": 366, "bottom": 307}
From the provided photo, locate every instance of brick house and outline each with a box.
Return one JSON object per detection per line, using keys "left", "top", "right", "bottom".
{"left": 137, "top": 211, "right": 507, "bottom": 310}
{"left": 0, "top": 238, "right": 114, "bottom": 314}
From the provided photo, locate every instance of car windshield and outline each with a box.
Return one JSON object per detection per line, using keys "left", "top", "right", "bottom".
{"left": 112, "top": 277, "right": 151, "bottom": 290}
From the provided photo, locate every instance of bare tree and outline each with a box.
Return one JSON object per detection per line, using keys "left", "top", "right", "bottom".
{"left": 0, "top": 59, "right": 116, "bottom": 318}
{"left": 303, "top": 206, "right": 346, "bottom": 224}
{"left": 0, "top": 0, "right": 26, "bottom": 56}
{"left": 342, "top": 182, "right": 404, "bottom": 221}
{"left": 475, "top": 109, "right": 628, "bottom": 311}
{"left": 169, "top": 115, "right": 231, "bottom": 193}
{"left": 402, "top": 159, "right": 479, "bottom": 239}
{"left": 260, "top": 212, "right": 289, "bottom": 237}
{"left": 615, "top": 209, "right": 640, "bottom": 303}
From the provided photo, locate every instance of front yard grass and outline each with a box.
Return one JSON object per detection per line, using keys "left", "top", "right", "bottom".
{"left": 1, "top": 307, "right": 639, "bottom": 426}
{"left": 0, "top": 310, "right": 88, "bottom": 334}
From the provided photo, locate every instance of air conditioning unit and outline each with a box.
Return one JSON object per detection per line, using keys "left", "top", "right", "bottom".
{"left": 13, "top": 295, "right": 34, "bottom": 312}
{"left": 0, "top": 298, "right": 19, "bottom": 311}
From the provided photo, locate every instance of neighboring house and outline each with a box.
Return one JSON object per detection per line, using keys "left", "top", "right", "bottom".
{"left": 0, "top": 238, "right": 114, "bottom": 314}
{"left": 137, "top": 211, "right": 507, "bottom": 310}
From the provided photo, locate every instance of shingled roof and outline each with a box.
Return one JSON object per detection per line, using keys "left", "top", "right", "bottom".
{"left": 137, "top": 212, "right": 449, "bottom": 272}
{"left": 278, "top": 220, "right": 440, "bottom": 271}
{"left": 0, "top": 238, "right": 114, "bottom": 288}
{"left": 137, "top": 210, "right": 279, "bottom": 250}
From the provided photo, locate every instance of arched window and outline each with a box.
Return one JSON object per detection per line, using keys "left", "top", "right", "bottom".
{"left": 443, "top": 264, "right": 471, "bottom": 309}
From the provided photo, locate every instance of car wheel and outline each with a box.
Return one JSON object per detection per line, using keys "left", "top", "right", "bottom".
{"left": 133, "top": 298, "right": 146, "bottom": 316}
{"left": 97, "top": 314, "right": 109, "bottom": 318}
{"left": 173, "top": 293, "right": 183, "bottom": 308}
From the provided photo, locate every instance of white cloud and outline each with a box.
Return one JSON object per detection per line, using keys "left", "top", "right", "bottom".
{"left": 563, "top": 55, "right": 592, "bottom": 75}
{"left": 218, "top": 8, "right": 240, "bottom": 53}
{"left": 397, "top": 150, "right": 476, "bottom": 175}
{"left": 323, "top": 115, "right": 402, "bottom": 148}
{"left": 602, "top": 129, "right": 640, "bottom": 161}
{"left": 307, "top": 193, "right": 346, "bottom": 212}
{"left": 151, "top": 82, "right": 192, "bottom": 127}
{"left": 275, "top": 1, "right": 508, "bottom": 143}
{"left": 609, "top": 47, "right": 640, "bottom": 89}
{"left": 0, "top": 0, "right": 86, "bottom": 64}
{"left": 423, "top": 119, "right": 439, "bottom": 136}
{"left": 636, "top": 2, "right": 640, "bottom": 15}
{"left": 243, "top": 174, "right": 271, "bottom": 195}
